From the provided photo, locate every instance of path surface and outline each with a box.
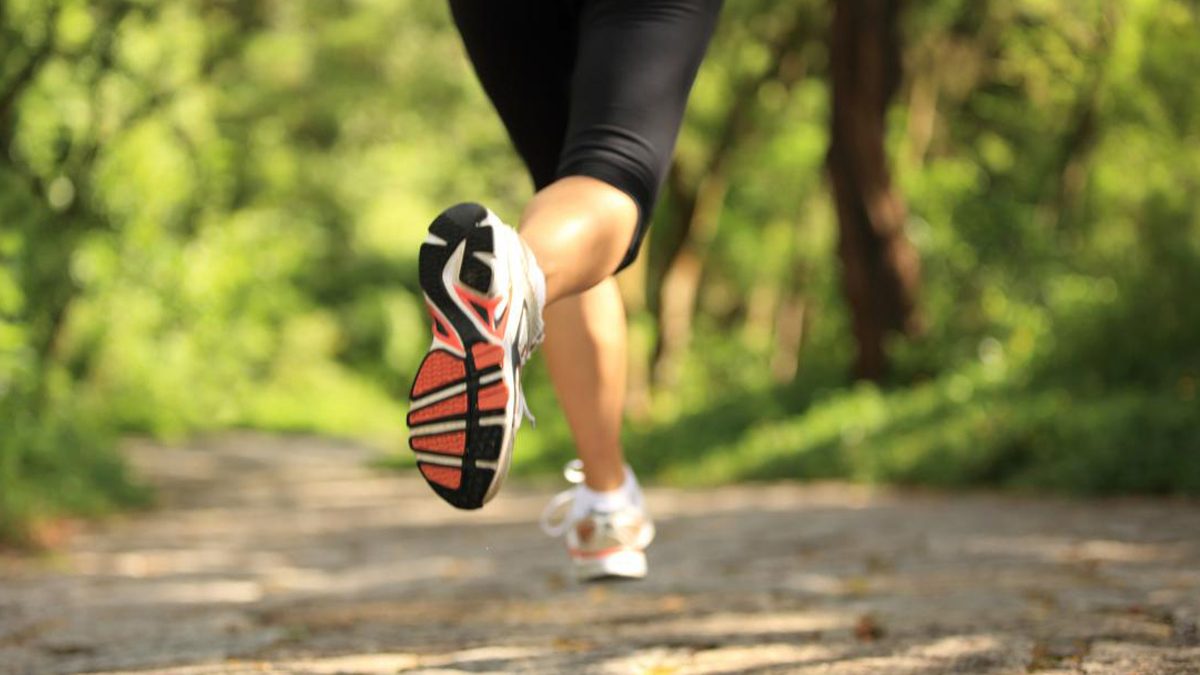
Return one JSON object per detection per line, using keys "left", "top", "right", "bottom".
{"left": 1, "top": 434, "right": 1198, "bottom": 675}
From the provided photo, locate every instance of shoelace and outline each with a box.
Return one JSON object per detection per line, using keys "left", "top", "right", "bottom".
{"left": 512, "top": 226, "right": 544, "bottom": 430}
{"left": 538, "top": 461, "right": 655, "bottom": 549}
{"left": 514, "top": 319, "right": 538, "bottom": 429}
{"left": 539, "top": 459, "right": 586, "bottom": 537}
{"left": 517, "top": 385, "right": 536, "bottom": 427}
{"left": 514, "top": 294, "right": 542, "bottom": 429}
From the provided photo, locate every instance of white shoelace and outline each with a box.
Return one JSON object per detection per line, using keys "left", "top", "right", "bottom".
{"left": 518, "top": 385, "right": 536, "bottom": 428}
{"left": 539, "top": 459, "right": 586, "bottom": 537}
{"left": 513, "top": 268, "right": 541, "bottom": 430}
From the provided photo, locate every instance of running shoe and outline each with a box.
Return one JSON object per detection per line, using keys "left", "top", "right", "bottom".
{"left": 540, "top": 460, "right": 656, "bottom": 581}
{"left": 406, "top": 203, "right": 544, "bottom": 510}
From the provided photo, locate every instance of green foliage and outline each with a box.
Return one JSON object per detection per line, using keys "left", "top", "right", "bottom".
{"left": 503, "top": 0, "right": 1200, "bottom": 494}
{"left": 3, "top": 0, "right": 1199, "bottom": 543}
{"left": 0, "top": 385, "right": 149, "bottom": 545}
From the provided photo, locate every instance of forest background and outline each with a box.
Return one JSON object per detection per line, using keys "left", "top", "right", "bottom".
{"left": 2, "top": 0, "right": 1198, "bottom": 543}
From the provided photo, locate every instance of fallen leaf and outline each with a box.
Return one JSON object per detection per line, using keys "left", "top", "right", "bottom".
{"left": 854, "top": 614, "right": 885, "bottom": 641}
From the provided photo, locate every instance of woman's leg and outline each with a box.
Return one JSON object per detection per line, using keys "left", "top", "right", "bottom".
{"left": 518, "top": 176, "right": 638, "bottom": 305}
{"left": 519, "top": 176, "right": 635, "bottom": 493}
{"left": 433, "top": 0, "right": 721, "bottom": 510}
{"left": 540, "top": 276, "right": 629, "bottom": 492}
{"left": 520, "top": 0, "right": 722, "bottom": 493}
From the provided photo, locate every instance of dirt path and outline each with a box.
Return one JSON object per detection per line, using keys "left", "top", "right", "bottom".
{"left": 1, "top": 434, "right": 1198, "bottom": 675}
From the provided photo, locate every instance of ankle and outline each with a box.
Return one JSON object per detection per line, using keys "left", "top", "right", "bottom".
{"left": 579, "top": 482, "right": 630, "bottom": 513}
{"left": 583, "top": 472, "right": 626, "bottom": 493}
{"left": 574, "top": 465, "right": 640, "bottom": 516}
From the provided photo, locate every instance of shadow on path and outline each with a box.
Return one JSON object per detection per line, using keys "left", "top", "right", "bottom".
{"left": 1, "top": 433, "right": 1198, "bottom": 674}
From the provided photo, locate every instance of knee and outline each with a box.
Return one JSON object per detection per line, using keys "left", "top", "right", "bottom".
{"left": 555, "top": 126, "right": 668, "bottom": 270}
{"left": 521, "top": 176, "right": 639, "bottom": 240}
{"left": 556, "top": 125, "right": 667, "bottom": 232}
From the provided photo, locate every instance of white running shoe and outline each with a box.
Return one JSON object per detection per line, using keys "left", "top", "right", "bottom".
{"left": 540, "top": 460, "right": 656, "bottom": 582}
{"left": 406, "top": 203, "right": 544, "bottom": 510}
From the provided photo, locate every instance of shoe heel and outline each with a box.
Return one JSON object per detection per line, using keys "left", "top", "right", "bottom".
{"left": 421, "top": 202, "right": 496, "bottom": 298}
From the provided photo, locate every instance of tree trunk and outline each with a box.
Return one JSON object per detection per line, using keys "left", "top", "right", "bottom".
{"left": 652, "top": 167, "right": 729, "bottom": 387}
{"left": 769, "top": 293, "right": 807, "bottom": 383}
{"left": 827, "top": 0, "right": 922, "bottom": 381}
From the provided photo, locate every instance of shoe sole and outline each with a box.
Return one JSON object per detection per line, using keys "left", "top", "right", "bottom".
{"left": 407, "top": 203, "right": 522, "bottom": 510}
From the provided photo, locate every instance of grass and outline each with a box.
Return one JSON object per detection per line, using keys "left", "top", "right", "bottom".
{"left": 0, "top": 395, "right": 150, "bottom": 547}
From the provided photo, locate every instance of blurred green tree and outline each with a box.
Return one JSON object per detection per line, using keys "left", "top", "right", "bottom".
{"left": 2, "top": 0, "right": 1198, "bottom": 543}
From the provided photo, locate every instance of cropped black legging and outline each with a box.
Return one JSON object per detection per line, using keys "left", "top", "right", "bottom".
{"left": 448, "top": 0, "right": 723, "bottom": 271}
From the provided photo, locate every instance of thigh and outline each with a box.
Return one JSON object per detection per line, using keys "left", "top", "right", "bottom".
{"left": 448, "top": 1, "right": 580, "bottom": 189}
{"left": 560, "top": 0, "right": 724, "bottom": 268}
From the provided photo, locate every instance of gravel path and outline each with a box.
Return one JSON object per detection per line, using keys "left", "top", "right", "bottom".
{"left": 1, "top": 433, "right": 1198, "bottom": 675}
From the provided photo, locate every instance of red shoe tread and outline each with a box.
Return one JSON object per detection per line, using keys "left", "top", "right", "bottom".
{"left": 407, "top": 393, "right": 468, "bottom": 425}
{"left": 412, "top": 352, "right": 466, "bottom": 397}
{"left": 410, "top": 431, "right": 466, "bottom": 456}
{"left": 471, "top": 343, "right": 505, "bottom": 371}
{"left": 419, "top": 464, "right": 462, "bottom": 489}
{"left": 477, "top": 381, "right": 508, "bottom": 411}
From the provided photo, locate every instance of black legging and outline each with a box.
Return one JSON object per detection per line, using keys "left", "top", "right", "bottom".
{"left": 448, "top": 0, "right": 723, "bottom": 271}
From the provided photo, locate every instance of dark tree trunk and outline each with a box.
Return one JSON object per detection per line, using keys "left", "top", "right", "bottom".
{"left": 827, "top": 0, "right": 922, "bottom": 381}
